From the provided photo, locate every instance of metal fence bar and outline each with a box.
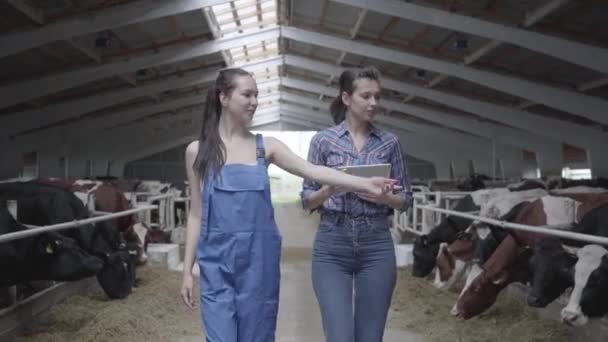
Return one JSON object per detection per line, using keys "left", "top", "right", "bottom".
{"left": 418, "top": 204, "right": 608, "bottom": 246}
{"left": 0, "top": 205, "right": 156, "bottom": 243}
{"left": 147, "top": 194, "right": 174, "bottom": 202}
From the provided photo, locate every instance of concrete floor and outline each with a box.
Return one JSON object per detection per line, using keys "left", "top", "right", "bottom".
{"left": 178, "top": 247, "right": 425, "bottom": 342}
{"left": 179, "top": 202, "right": 425, "bottom": 341}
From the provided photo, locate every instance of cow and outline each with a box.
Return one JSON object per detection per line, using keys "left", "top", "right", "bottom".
{"left": 412, "top": 194, "right": 480, "bottom": 277}
{"left": 0, "top": 182, "right": 136, "bottom": 299}
{"left": 561, "top": 245, "right": 608, "bottom": 326}
{"left": 412, "top": 188, "right": 540, "bottom": 278}
{"left": 507, "top": 179, "right": 547, "bottom": 192}
{"left": 470, "top": 188, "right": 547, "bottom": 229}
{"left": 454, "top": 195, "right": 581, "bottom": 319}
{"left": 526, "top": 237, "right": 577, "bottom": 308}
{"left": 432, "top": 201, "right": 529, "bottom": 290}
{"left": 547, "top": 177, "right": 608, "bottom": 190}
{"left": 134, "top": 180, "right": 182, "bottom": 197}
{"left": 527, "top": 203, "right": 608, "bottom": 309}
{"left": 33, "top": 179, "right": 148, "bottom": 266}
{"left": 0, "top": 202, "right": 103, "bottom": 287}
{"left": 94, "top": 183, "right": 148, "bottom": 265}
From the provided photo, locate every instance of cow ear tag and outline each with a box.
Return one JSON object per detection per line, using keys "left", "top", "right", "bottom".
{"left": 46, "top": 243, "right": 55, "bottom": 254}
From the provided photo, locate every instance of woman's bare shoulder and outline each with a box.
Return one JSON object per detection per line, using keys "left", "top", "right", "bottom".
{"left": 185, "top": 140, "right": 199, "bottom": 156}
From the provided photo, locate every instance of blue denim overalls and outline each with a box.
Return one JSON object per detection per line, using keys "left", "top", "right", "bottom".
{"left": 197, "top": 134, "right": 282, "bottom": 342}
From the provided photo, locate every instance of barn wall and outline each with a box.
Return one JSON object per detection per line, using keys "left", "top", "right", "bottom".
{"left": 122, "top": 124, "right": 283, "bottom": 187}
{"left": 405, "top": 155, "right": 436, "bottom": 180}
{"left": 124, "top": 144, "right": 188, "bottom": 189}
{"left": 0, "top": 145, "right": 118, "bottom": 180}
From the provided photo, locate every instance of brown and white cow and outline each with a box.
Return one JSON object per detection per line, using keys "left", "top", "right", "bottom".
{"left": 455, "top": 192, "right": 608, "bottom": 319}
{"left": 413, "top": 188, "right": 538, "bottom": 278}
{"left": 433, "top": 201, "right": 529, "bottom": 291}
{"left": 453, "top": 195, "right": 581, "bottom": 319}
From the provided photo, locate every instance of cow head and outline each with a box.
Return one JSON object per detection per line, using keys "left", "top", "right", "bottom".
{"left": 527, "top": 238, "right": 576, "bottom": 308}
{"left": 561, "top": 245, "right": 608, "bottom": 326}
{"left": 457, "top": 248, "right": 532, "bottom": 319}
{"left": 38, "top": 234, "right": 103, "bottom": 282}
{"left": 579, "top": 254, "right": 608, "bottom": 318}
{"left": 96, "top": 250, "right": 135, "bottom": 299}
{"left": 412, "top": 235, "right": 440, "bottom": 277}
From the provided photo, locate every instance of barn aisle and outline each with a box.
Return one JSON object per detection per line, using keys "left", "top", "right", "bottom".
{"left": 179, "top": 201, "right": 426, "bottom": 342}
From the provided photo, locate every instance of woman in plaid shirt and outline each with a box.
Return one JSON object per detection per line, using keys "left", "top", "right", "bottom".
{"left": 301, "top": 67, "right": 412, "bottom": 342}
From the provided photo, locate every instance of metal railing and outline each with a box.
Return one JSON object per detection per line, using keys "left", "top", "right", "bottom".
{"left": 1, "top": 205, "right": 157, "bottom": 243}
{"left": 417, "top": 204, "right": 608, "bottom": 246}
{"left": 393, "top": 191, "right": 471, "bottom": 236}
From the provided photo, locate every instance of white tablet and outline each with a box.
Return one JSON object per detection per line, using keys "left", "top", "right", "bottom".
{"left": 337, "top": 163, "right": 391, "bottom": 178}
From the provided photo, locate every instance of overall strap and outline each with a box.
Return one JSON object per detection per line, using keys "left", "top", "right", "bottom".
{"left": 255, "top": 134, "right": 266, "bottom": 166}
{"left": 200, "top": 167, "right": 215, "bottom": 238}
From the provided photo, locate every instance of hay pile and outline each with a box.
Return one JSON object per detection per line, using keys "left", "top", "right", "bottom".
{"left": 388, "top": 267, "right": 572, "bottom": 342}
{"left": 14, "top": 266, "right": 201, "bottom": 342}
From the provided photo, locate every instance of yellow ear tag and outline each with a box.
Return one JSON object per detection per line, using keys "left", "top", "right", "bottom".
{"left": 46, "top": 244, "right": 55, "bottom": 254}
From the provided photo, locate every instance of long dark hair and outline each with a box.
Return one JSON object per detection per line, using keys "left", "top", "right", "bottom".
{"left": 329, "top": 66, "right": 381, "bottom": 124}
{"left": 194, "top": 68, "right": 251, "bottom": 180}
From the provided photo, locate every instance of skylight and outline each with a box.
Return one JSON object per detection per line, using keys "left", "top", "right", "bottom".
{"left": 209, "top": 0, "right": 279, "bottom": 67}
{"left": 207, "top": 0, "right": 280, "bottom": 111}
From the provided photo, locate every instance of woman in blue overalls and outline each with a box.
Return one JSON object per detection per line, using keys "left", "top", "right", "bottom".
{"left": 301, "top": 67, "right": 412, "bottom": 342}
{"left": 180, "top": 68, "right": 399, "bottom": 342}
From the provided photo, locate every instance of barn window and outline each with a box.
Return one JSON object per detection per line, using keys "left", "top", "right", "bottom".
{"left": 562, "top": 167, "right": 591, "bottom": 180}
{"left": 20, "top": 151, "right": 38, "bottom": 178}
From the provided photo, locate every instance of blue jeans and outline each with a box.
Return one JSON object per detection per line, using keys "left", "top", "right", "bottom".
{"left": 312, "top": 214, "right": 397, "bottom": 342}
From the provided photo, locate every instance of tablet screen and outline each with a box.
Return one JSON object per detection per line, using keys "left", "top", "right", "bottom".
{"left": 337, "top": 163, "right": 391, "bottom": 178}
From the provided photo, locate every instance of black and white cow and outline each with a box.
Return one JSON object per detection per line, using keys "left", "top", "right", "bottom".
{"left": 0, "top": 182, "right": 136, "bottom": 299}
{"left": 561, "top": 245, "right": 608, "bottom": 326}
{"left": 0, "top": 202, "right": 102, "bottom": 286}
{"left": 412, "top": 194, "right": 480, "bottom": 277}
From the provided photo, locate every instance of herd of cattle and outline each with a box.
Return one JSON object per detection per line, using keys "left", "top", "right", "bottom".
{"left": 411, "top": 178, "right": 608, "bottom": 327}
{"left": 0, "top": 178, "right": 180, "bottom": 304}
